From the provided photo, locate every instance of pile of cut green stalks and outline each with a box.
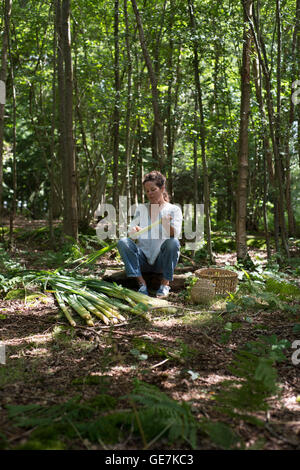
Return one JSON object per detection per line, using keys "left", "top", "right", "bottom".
{"left": 3, "top": 270, "right": 175, "bottom": 327}
{"left": 1, "top": 221, "right": 177, "bottom": 327}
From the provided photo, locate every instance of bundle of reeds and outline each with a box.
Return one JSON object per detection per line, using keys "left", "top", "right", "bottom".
{"left": 1, "top": 219, "right": 176, "bottom": 327}
{"left": 27, "top": 271, "right": 175, "bottom": 327}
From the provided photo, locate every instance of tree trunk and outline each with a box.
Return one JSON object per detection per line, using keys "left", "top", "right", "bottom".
{"left": 7, "top": 14, "right": 17, "bottom": 248}
{"left": 57, "top": 0, "right": 78, "bottom": 241}
{"left": 236, "top": 0, "right": 252, "bottom": 262}
{"left": 0, "top": 0, "right": 12, "bottom": 223}
{"left": 49, "top": 7, "right": 58, "bottom": 246}
{"left": 246, "top": 2, "right": 289, "bottom": 256}
{"left": 193, "top": 94, "right": 199, "bottom": 222}
{"left": 297, "top": 0, "right": 300, "bottom": 172}
{"left": 112, "top": 0, "right": 120, "bottom": 212}
{"left": 131, "top": 0, "right": 164, "bottom": 169}
{"left": 284, "top": 0, "right": 299, "bottom": 236}
{"left": 188, "top": 0, "right": 214, "bottom": 263}
{"left": 124, "top": 0, "right": 132, "bottom": 205}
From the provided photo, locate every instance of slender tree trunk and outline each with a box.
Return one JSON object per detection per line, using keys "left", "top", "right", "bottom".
{"left": 0, "top": 0, "right": 12, "bottom": 223}
{"left": 49, "top": 4, "right": 58, "bottom": 246}
{"left": 124, "top": 0, "right": 132, "bottom": 205}
{"left": 252, "top": 54, "right": 273, "bottom": 256}
{"left": 297, "top": 0, "right": 300, "bottom": 172}
{"left": 188, "top": 0, "right": 214, "bottom": 262}
{"left": 193, "top": 93, "right": 199, "bottom": 222}
{"left": 131, "top": 0, "right": 164, "bottom": 169}
{"left": 263, "top": 151, "right": 272, "bottom": 259}
{"left": 57, "top": 0, "right": 78, "bottom": 241}
{"left": 166, "top": 35, "right": 174, "bottom": 198}
{"left": 7, "top": 16, "right": 17, "bottom": 248}
{"left": 236, "top": 0, "right": 252, "bottom": 262}
{"left": 284, "top": 0, "right": 299, "bottom": 235}
{"left": 246, "top": 2, "right": 289, "bottom": 256}
{"left": 166, "top": 40, "right": 181, "bottom": 200}
{"left": 112, "top": 0, "right": 120, "bottom": 212}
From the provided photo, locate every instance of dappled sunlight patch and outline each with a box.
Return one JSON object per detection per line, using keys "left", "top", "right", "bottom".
{"left": 108, "top": 365, "right": 135, "bottom": 377}
{"left": 281, "top": 394, "right": 300, "bottom": 413}
{"left": 174, "top": 310, "right": 224, "bottom": 328}
{"left": 3, "top": 332, "right": 53, "bottom": 348}
{"left": 20, "top": 347, "right": 50, "bottom": 358}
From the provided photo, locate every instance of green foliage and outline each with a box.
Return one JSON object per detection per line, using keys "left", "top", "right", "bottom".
{"left": 127, "top": 380, "right": 198, "bottom": 449}
{"left": 225, "top": 265, "right": 300, "bottom": 314}
{"left": 71, "top": 375, "right": 109, "bottom": 387}
{"left": 214, "top": 335, "right": 289, "bottom": 425}
{"left": 265, "top": 277, "right": 300, "bottom": 301}
{"left": 211, "top": 236, "right": 236, "bottom": 253}
{"left": 0, "top": 432, "right": 8, "bottom": 450}
{"left": 130, "top": 336, "right": 197, "bottom": 365}
{"left": 0, "top": 245, "right": 24, "bottom": 276}
{"left": 219, "top": 321, "right": 242, "bottom": 344}
{"left": 4, "top": 288, "right": 27, "bottom": 300}
{"left": 200, "top": 421, "right": 241, "bottom": 450}
{"left": 5, "top": 393, "right": 131, "bottom": 448}
{"left": 5, "top": 381, "right": 199, "bottom": 449}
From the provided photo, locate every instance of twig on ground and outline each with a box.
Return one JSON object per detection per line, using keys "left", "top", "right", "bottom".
{"left": 56, "top": 321, "right": 129, "bottom": 338}
{"left": 150, "top": 358, "right": 170, "bottom": 369}
{"left": 198, "top": 331, "right": 228, "bottom": 350}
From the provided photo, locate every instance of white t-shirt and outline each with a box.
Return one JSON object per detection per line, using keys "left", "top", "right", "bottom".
{"left": 128, "top": 202, "right": 182, "bottom": 265}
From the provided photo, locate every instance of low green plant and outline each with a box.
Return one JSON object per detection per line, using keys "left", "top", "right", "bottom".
{"left": 131, "top": 337, "right": 170, "bottom": 360}
{"left": 219, "top": 321, "right": 242, "bottom": 344}
{"left": 214, "top": 335, "right": 289, "bottom": 426}
{"left": 199, "top": 421, "right": 241, "bottom": 450}
{"left": 0, "top": 245, "right": 24, "bottom": 276}
{"left": 126, "top": 380, "right": 198, "bottom": 449}
{"left": 265, "top": 277, "right": 300, "bottom": 301}
{"left": 0, "top": 358, "right": 38, "bottom": 389}
{"left": 225, "top": 266, "right": 299, "bottom": 314}
{"left": 184, "top": 275, "right": 199, "bottom": 301}
{"left": 5, "top": 393, "right": 130, "bottom": 449}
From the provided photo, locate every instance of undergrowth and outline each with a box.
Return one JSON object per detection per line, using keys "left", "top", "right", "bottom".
{"left": 0, "top": 232, "right": 299, "bottom": 450}
{"left": 2, "top": 332, "right": 290, "bottom": 451}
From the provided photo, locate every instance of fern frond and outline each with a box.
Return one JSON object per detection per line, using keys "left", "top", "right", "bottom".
{"left": 126, "top": 381, "right": 198, "bottom": 449}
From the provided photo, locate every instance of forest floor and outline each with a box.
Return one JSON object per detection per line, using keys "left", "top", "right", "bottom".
{"left": 0, "top": 217, "right": 299, "bottom": 452}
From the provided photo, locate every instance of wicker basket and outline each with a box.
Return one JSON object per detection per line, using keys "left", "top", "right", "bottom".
{"left": 194, "top": 268, "right": 238, "bottom": 295}
{"left": 190, "top": 278, "right": 216, "bottom": 304}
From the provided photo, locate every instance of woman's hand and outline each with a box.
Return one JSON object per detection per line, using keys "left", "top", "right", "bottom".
{"left": 129, "top": 225, "right": 142, "bottom": 239}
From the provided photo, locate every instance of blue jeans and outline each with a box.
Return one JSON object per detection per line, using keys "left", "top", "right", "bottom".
{"left": 117, "top": 237, "right": 180, "bottom": 281}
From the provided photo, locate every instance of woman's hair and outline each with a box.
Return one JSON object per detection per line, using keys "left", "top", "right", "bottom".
{"left": 142, "top": 170, "right": 170, "bottom": 202}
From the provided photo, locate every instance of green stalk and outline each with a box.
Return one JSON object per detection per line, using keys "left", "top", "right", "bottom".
{"left": 64, "top": 293, "right": 95, "bottom": 326}
{"left": 54, "top": 291, "right": 76, "bottom": 327}
{"left": 73, "top": 218, "right": 162, "bottom": 268}
{"left": 78, "top": 293, "right": 125, "bottom": 324}
{"left": 77, "top": 296, "right": 111, "bottom": 325}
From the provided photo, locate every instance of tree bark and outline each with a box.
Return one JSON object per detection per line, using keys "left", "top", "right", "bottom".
{"left": 284, "top": 0, "right": 299, "bottom": 236}
{"left": 131, "top": 0, "right": 164, "bottom": 169}
{"left": 245, "top": 2, "right": 290, "bottom": 256}
{"left": 57, "top": 0, "right": 78, "bottom": 241}
{"left": 124, "top": 0, "right": 132, "bottom": 205}
{"left": 188, "top": 0, "right": 214, "bottom": 263}
{"left": 0, "top": 0, "right": 12, "bottom": 222}
{"left": 112, "top": 0, "right": 120, "bottom": 212}
{"left": 236, "top": 0, "right": 252, "bottom": 262}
